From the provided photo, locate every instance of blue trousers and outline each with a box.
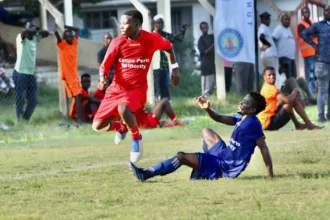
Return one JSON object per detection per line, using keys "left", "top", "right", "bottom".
{"left": 304, "top": 56, "right": 317, "bottom": 94}
{"left": 13, "top": 70, "right": 38, "bottom": 121}
{"left": 155, "top": 69, "right": 170, "bottom": 100}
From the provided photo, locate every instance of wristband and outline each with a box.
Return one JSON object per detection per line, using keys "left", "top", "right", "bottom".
{"left": 171, "top": 63, "right": 179, "bottom": 69}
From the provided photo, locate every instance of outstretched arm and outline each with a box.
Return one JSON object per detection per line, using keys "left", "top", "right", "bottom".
{"left": 194, "top": 96, "right": 235, "bottom": 126}
{"left": 162, "top": 23, "right": 190, "bottom": 43}
{"left": 256, "top": 137, "right": 274, "bottom": 179}
{"left": 21, "top": 29, "right": 37, "bottom": 40}
{"left": 65, "top": 25, "right": 80, "bottom": 39}
{"left": 301, "top": 24, "right": 318, "bottom": 49}
{"left": 86, "top": 96, "right": 101, "bottom": 105}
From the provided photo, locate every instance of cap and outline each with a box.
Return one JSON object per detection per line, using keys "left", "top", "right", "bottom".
{"left": 259, "top": 12, "right": 271, "bottom": 19}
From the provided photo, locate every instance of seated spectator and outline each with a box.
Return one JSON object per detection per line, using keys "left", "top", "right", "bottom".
{"left": 69, "top": 73, "right": 101, "bottom": 122}
{"left": 257, "top": 66, "right": 322, "bottom": 131}
{"left": 278, "top": 63, "right": 316, "bottom": 106}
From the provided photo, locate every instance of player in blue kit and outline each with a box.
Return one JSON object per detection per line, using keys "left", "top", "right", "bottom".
{"left": 130, "top": 92, "right": 274, "bottom": 182}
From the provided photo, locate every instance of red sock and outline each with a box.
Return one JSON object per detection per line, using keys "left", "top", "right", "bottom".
{"left": 129, "top": 124, "right": 141, "bottom": 140}
{"left": 169, "top": 113, "right": 177, "bottom": 123}
{"left": 109, "top": 121, "right": 127, "bottom": 133}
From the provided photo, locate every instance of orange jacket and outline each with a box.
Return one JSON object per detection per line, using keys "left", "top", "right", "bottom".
{"left": 297, "top": 19, "right": 318, "bottom": 58}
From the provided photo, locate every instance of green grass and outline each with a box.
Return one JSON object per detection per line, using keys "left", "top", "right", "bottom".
{"left": 1, "top": 88, "right": 330, "bottom": 219}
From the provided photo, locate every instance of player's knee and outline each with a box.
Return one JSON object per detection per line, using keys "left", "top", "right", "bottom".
{"left": 201, "top": 128, "right": 213, "bottom": 138}
{"left": 176, "top": 151, "right": 186, "bottom": 162}
{"left": 92, "top": 122, "right": 108, "bottom": 132}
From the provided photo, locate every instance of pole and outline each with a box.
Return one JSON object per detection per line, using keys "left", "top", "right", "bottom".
{"left": 254, "top": 0, "right": 259, "bottom": 92}
{"left": 64, "top": 0, "right": 73, "bottom": 26}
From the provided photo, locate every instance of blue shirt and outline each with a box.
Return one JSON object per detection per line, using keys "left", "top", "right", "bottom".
{"left": 301, "top": 20, "right": 330, "bottom": 64}
{"left": 220, "top": 115, "right": 264, "bottom": 178}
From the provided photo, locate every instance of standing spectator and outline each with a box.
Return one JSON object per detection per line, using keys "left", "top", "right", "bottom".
{"left": 154, "top": 14, "right": 190, "bottom": 100}
{"left": 97, "top": 32, "right": 114, "bottom": 83}
{"left": 298, "top": 6, "right": 317, "bottom": 94}
{"left": 224, "top": 59, "right": 233, "bottom": 93}
{"left": 301, "top": 4, "right": 330, "bottom": 123}
{"left": 258, "top": 12, "right": 280, "bottom": 88}
{"left": 13, "top": 22, "right": 49, "bottom": 121}
{"left": 273, "top": 13, "right": 297, "bottom": 79}
{"left": 233, "top": 62, "right": 255, "bottom": 96}
{"left": 54, "top": 24, "right": 85, "bottom": 123}
{"left": 198, "top": 21, "right": 215, "bottom": 97}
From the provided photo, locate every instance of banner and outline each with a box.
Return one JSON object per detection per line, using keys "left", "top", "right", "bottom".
{"left": 214, "top": 0, "right": 255, "bottom": 63}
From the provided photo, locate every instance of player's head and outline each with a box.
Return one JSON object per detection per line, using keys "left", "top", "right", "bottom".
{"left": 263, "top": 66, "right": 276, "bottom": 85}
{"left": 281, "top": 13, "right": 290, "bottom": 28}
{"left": 81, "top": 73, "right": 91, "bottom": 90}
{"left": 154, "top": 14, "right": 164, "bottom": 31}
{"left": 63, "top": 29, "right": 74, "bottom": 45}
{"left": 301, "top": 7, "right": 310, "bottom": 20}
{"left": 103, "top": 32, "right": 112, "bottom": 47}
{"left": 260, "top": 12, "right": 271, "bottom": 26}
{"left": 200, "top": 21, "right": 208, "bottom": 35}
{"left": 121, "top": 10, "right": 143, "bottom": 38}
{"left": 237, "top": 92, "right": 266, "bottom": 116}
{"left": 325, "top": 4, "right": 330, "bottom": 21}
{"left": 24, "top": 21, "right": 36, "bottom": 40}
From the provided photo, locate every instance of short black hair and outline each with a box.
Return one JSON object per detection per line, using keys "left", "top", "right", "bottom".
{"left": 123, "top": 10, "right": 143, "bottom": 25}
{"left": 81, "top": 73, "right": 91, "bottom": 80}
{"left": 200, "top": 21, "right": 208, "bottom": 28}
{"left": 302, "top": 6, "right": 310, "bottom": 12}
{"left": 249, "top": 92, "right": 266, "bottom": 115}
{"left": 263, "top": 66, "right": 275, "bottom": 75}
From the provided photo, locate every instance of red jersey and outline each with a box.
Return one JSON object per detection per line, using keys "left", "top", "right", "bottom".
{"left": 93, "top": 89, "right": 105, "bottom": 101}
{"left": 99, "top": 30, "right": 172, "bottom": 92}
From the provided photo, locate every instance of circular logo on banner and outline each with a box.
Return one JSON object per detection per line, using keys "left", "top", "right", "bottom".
{"left": 218, "top": 28, "right": 243, "bottom": 58}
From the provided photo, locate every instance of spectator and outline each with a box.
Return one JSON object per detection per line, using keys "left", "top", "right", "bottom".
{"left": 154, "top": 14, "right": 190, "bottom": 100}
{"left": 233, "top": 62, "right": 255, "bottom": 96}
{"left": 257, "top": 66, "right": 322, "bottom": 131}
{"left": 273, "top": 13, "right": 297, "bottom": 79}
{"left": 301, "top": 4, "right": 330, "bottom": 123}
{"left": 54, "top": 24, "right": 85, "bottom": 123}
{"left": 258, "top": 12, "right": 280, "bottom": 88}
{"left": 69, "top": 73, "right": 101, "bottom": 123}
{"left": 198, "top": 21, "right": 215, "bottom": 97}
{"left": 13, "top": 22, "right": 49, "bottom": 121}
{"left": 279, "top": 63, "right": 316, "bottom": 106}
{"left": 97, "top": 32, "right": 114, "bottom": 83}
{"left": 298, "top": 6, "right": 317, "bottom": 94}
{"left": 224, "top": 59, "right": 233, "bottom": 93}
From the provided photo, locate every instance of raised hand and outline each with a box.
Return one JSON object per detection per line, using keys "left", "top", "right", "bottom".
{"left": 194, "top": 96, "right": 210, "bottom": 110}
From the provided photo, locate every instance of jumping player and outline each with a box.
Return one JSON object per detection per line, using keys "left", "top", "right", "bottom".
{"left": 130, "top": 93, "right": 274, "bottom": 182}
{"left": 92, "top": 10, "right": 181, "bottom": 163}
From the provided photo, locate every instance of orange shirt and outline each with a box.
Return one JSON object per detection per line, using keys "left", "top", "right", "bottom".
{"left": 57, "top": 38, "right": 78, "bottom": 81}
{"left": 257, "top": 83, "right": 280, "bottom": 129}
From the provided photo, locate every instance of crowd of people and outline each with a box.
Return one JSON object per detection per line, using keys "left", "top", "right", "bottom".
{"left": 7, "top": 4, "right": 330, "bottom": 182}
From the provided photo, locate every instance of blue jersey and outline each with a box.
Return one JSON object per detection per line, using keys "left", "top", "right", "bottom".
{"left": 220, "top": 115, "right": 264, "bottom": 178}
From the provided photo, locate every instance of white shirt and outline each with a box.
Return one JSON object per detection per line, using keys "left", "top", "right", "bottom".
{"left": 272, "top": 25, "right": 296, "bottom": 60}
{"left": 258, "top": 23, "right": 277, "bottom": 58}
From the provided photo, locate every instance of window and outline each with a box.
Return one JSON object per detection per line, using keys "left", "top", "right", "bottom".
{"left": 84, "top": 10, "right": 117, "bottom": 29}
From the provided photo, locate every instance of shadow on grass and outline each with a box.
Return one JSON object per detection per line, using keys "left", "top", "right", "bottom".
{"left": 241, "top": 171, "right": 330, "bottom": 180}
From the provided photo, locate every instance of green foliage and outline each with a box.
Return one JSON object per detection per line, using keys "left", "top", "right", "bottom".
{"left": 173, "top": 33, "right": 196, "bottom": 72}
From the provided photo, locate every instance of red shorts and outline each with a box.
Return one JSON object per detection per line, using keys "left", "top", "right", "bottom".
{"left": 135, "top": 108, "right": 160, "bottom": 129}
{"left": 94, "top": 86, "right": 147, "bottom": 121}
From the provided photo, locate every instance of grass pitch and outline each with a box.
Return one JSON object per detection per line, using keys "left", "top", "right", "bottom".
{"left": 1, "top": 94, "right": 330, "bottom": 219}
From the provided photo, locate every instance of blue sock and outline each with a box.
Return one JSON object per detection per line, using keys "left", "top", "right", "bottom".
{"left": 202, "top": 139, "right": 208, "bottom": 153}
{"left": 143, "top": 156, "right": 181, "bottom": 180}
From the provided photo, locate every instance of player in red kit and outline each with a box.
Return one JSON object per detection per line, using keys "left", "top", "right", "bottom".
{"left": 92, "top": 10, "right": 181, "bottom": 163}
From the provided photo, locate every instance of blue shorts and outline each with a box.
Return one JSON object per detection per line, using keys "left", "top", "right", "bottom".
{"left": 191, "top": 140, "right": 226, "bottom": 180}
